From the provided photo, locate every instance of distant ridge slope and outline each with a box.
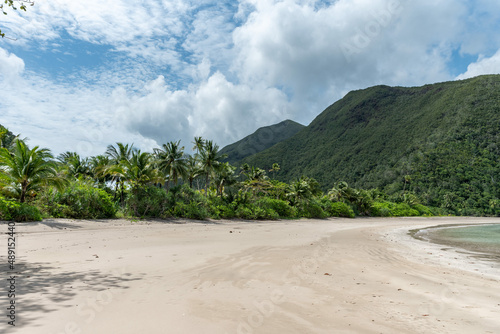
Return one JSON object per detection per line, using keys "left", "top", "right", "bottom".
{"left": 220, "top": 119, "right": 305, "bottom": 164}
{"left": 242, "top": 75, "right": 500, "bottom": 215}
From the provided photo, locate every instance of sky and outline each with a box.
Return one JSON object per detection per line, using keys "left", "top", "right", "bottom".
{"left": 1, "top": 0, "right": 500, "bottom": 157}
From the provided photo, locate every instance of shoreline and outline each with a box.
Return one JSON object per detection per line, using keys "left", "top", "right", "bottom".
{"left": 392, "top": 218, "right": 500, "bottom": 279}
{"left": 407, "top": 220, "right": 500, "bottom": 273}
{"left": 1, "top": 217, "right": 500, "bottom": 333}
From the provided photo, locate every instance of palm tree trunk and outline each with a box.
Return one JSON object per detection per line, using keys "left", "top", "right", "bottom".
{"left": 20, "top": 184, "right": 27, "bottom": 203}
{"left": 120, "top": 181, "right": 124, "bottom": 204}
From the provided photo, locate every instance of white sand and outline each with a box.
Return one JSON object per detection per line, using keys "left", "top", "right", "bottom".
{"left": 1, "top": 217, "right": 500, "bottom": 334}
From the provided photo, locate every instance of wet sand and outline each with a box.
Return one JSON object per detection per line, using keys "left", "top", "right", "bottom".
{"left": 1, "top": 217, "right": 500, "bottom": 334}
{"left": 414, "top": 223, "right": 500, "bottom": 262}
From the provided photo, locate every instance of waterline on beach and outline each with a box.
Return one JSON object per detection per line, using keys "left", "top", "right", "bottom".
{"left": 412, "top": 223, "right": 500, "bottom": 263}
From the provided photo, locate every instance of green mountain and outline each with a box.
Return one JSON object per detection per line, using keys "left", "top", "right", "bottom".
{"left": 241, "top": 75, "right": 500, "bottom": 215}
{"left": 220, "top": 119, "right": 305, "bottom": 164}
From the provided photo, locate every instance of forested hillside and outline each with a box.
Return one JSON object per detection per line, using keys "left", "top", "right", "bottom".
{"left": 220, "top": 120, "right": 305, "bottom": 164}
{"left": 242, "top": 75, "right": 500, "bottom": 215}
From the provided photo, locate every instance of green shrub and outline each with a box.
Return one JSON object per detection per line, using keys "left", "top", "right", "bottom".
{"left": 168, "top": 185, "right": 205, "bottom": 204}
{"left": 296, "top": 199, "right": 327, "bottom": 219}
{"left": 429, "top": 206, "right": 453, "bottom": 216}
{"left": 255, "top": 197, "right": 296, "bottom": 218}
{"left": 208, "top": 203, "right": 236, "bottom": 219}
{"left": 126, "top": 185, "right": 169, "bottom": 218}
{"left": 370, "top": 202, "right": 420, "bottom": 217}
{"left": 0, "top": 196, "right": 42, "bottom": 222}
{"left": 170, "top": 201, "right": 208, "bottom": 220}
{"left": 39, "top": 181, "right": 117, "bottom": 219}
{"left": 321, "top": 200, "right": 355, "bottom": 218}
{"left": 235, "top": 206, "right": 253, "bottom": 219}
{"left": 235, "top": 204, "right": 279, "bottom": 220}
{"left": 412, "top": 204, "right": 433, "bottom": 216}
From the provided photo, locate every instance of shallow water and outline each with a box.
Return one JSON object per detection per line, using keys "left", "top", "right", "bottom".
{"left": 414, "top": 224, "right": 500, "bottom": 262}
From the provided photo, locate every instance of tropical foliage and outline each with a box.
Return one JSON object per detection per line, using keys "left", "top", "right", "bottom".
{"left": 0, "top": 139, "right": 66, "bottom": 203}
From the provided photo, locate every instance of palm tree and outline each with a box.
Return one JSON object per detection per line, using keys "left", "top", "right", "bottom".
{"left": 103, "top": 163, "right": 127, "bottom": 202}
{"left": 105, "top": 143, "right": 135, "bottom": 201}
{"left": 0, "top": 139, "right": 66, "bottom": 203}
{"left": 269, "top": 163, "right": 280, "bottom": 179}
{"left": 286, "top": 176, "right": 322, "bottom": 205}
{"left": 192, "top": 136, "right": 205, "bottom": 156}
{"left": 214, "top": 162, "right": 236, "bottom": 197}
{"left": 122, "top": 150, "right": 162, "bottom": 187}
{"left": 106, "top": 143, "right": 134, "bottom": 164}
{"left": 57, "top": 151, "right": 91, "bottom": 180}
{"left": 154, "top": 141, "right": 187, "bottom": 190}
{"left": 185, "top": 155, "right": 202, "bottom": 189}
{"left": 198, "top": 140, "right": 227, "bottom": 193}
{"left": 327, "top": 181, "right": 350, "bottom": 202}
{"left": 89, "top": 155, "right": 112, "bottom": 187}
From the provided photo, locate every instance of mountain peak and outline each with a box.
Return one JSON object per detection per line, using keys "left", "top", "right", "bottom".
{"left": 220, "top": 119, "right": 305, "bottom": 164}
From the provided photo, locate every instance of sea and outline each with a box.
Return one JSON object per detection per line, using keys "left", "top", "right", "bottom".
{"left": 414, "top": 224, "right": 500, "bottom": 263}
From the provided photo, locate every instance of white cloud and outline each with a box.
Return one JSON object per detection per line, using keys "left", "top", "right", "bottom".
{"left": 0, "top": 61, "right": 157, "bottom": 157}
{"left": 232, "top": 0, "right": 473, "bottom": 119}
{"left": 2, "top": 0, "right": 500, "bottom": 158}
{"left": 456, "top": 49, "right": 500, "bottom": 80}
{"left": 2, "top": 0, "right": 190, "bottom": 63}
{"left": 115, "top": 72, "right": 291, "bottom": 150}
{"left": 0, "top": 48, "right": 25, "bottom": 82}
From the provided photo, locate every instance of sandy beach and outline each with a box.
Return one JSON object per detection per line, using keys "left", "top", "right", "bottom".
{"left": 1, "top": 217, "right": 500, "bottom": 334}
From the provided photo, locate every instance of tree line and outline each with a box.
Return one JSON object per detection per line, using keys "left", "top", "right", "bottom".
{"left": 1, "top": 125, "right": 439, "bottom": 221}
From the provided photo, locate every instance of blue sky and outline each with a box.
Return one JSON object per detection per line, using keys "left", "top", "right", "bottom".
{"left": 1, "top": 0, "right": 500, "bottom": 157}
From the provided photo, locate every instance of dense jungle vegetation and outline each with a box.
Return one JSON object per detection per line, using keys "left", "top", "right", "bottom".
{"left": 242, "top": 75, "right": 500, "bottom": 216}
{"left": 0, "top": 125, "right": 437, "bottom": 222}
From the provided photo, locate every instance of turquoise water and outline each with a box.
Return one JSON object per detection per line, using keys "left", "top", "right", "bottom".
{"left": 419, "top": 224, "right": 500, "bottom": 260}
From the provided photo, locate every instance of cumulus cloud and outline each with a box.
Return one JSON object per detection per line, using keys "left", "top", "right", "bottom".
{"left": 456, "top": 49, "right": 500, "bottom": 80}
{"left": 0, "top": 48, "right": 25, "bottom": 82}
{"left": 232, "top": 0, "right": 473, "bottom": 120}
{"left": 2, "top": 0, "right": 189, "bottom": 63}
{"left": 114, "top": 72, "right": 291, "bottom": 150}
{"left": 2, "top": 0, "right": 500, "bottom": 157}
{"left": 0, "top": 63, "right": 157, "bottom": 157}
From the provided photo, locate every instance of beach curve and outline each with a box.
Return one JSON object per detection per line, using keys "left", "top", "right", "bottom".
{"left": 1, "top": 217, "right": 499, "bottom": 334}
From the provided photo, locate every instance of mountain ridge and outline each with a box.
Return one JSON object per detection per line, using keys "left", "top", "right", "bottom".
{"left": 240, "top": 75, "right": 500, "bottom": 214}
{"left": 220, "top": 119, "right": 305, "bottom": 164}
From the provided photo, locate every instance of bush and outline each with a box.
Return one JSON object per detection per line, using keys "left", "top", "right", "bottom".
{"left": 412, "top": 204, "right": 433, "bottom": 216}
{"left": 370, "top": 202, "right": 419, "bottom": 217}
{"left": 254, "top": 197, "right": 296, "bottom": 218}
{"left": 235, "top": 204, "right": 279, "bottom": 220}
{"left": 170, "top": 201, "right": 208, "bottom": 220}
{"left": 321, "top": 199, "right": 355, "bottom": 218}
{"left": 39, "top": 181, "right": 117, "bottom": 219}
{"left": 0, "top": 196, "right": 42, "bottom": 222}
{"left": 208, "top": 202, "right": 236, "bottom": 219}
{"left": 126, "top": 185, "right": 169, "bottom": 218}
{"left": 296, "top": 199, "right": 327, "bottom": 219}
{"left": 429, "top": 206, "right": 452, "bottom": 216}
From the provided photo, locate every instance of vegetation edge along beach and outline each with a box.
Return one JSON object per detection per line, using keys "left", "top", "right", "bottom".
{"left": 1, "top": 125, "right": 436, "bottom": 222}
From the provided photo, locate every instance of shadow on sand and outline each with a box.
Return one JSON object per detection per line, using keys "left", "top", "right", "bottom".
{"left": 0, "top": 259, "right": 144, "bottom": 330}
